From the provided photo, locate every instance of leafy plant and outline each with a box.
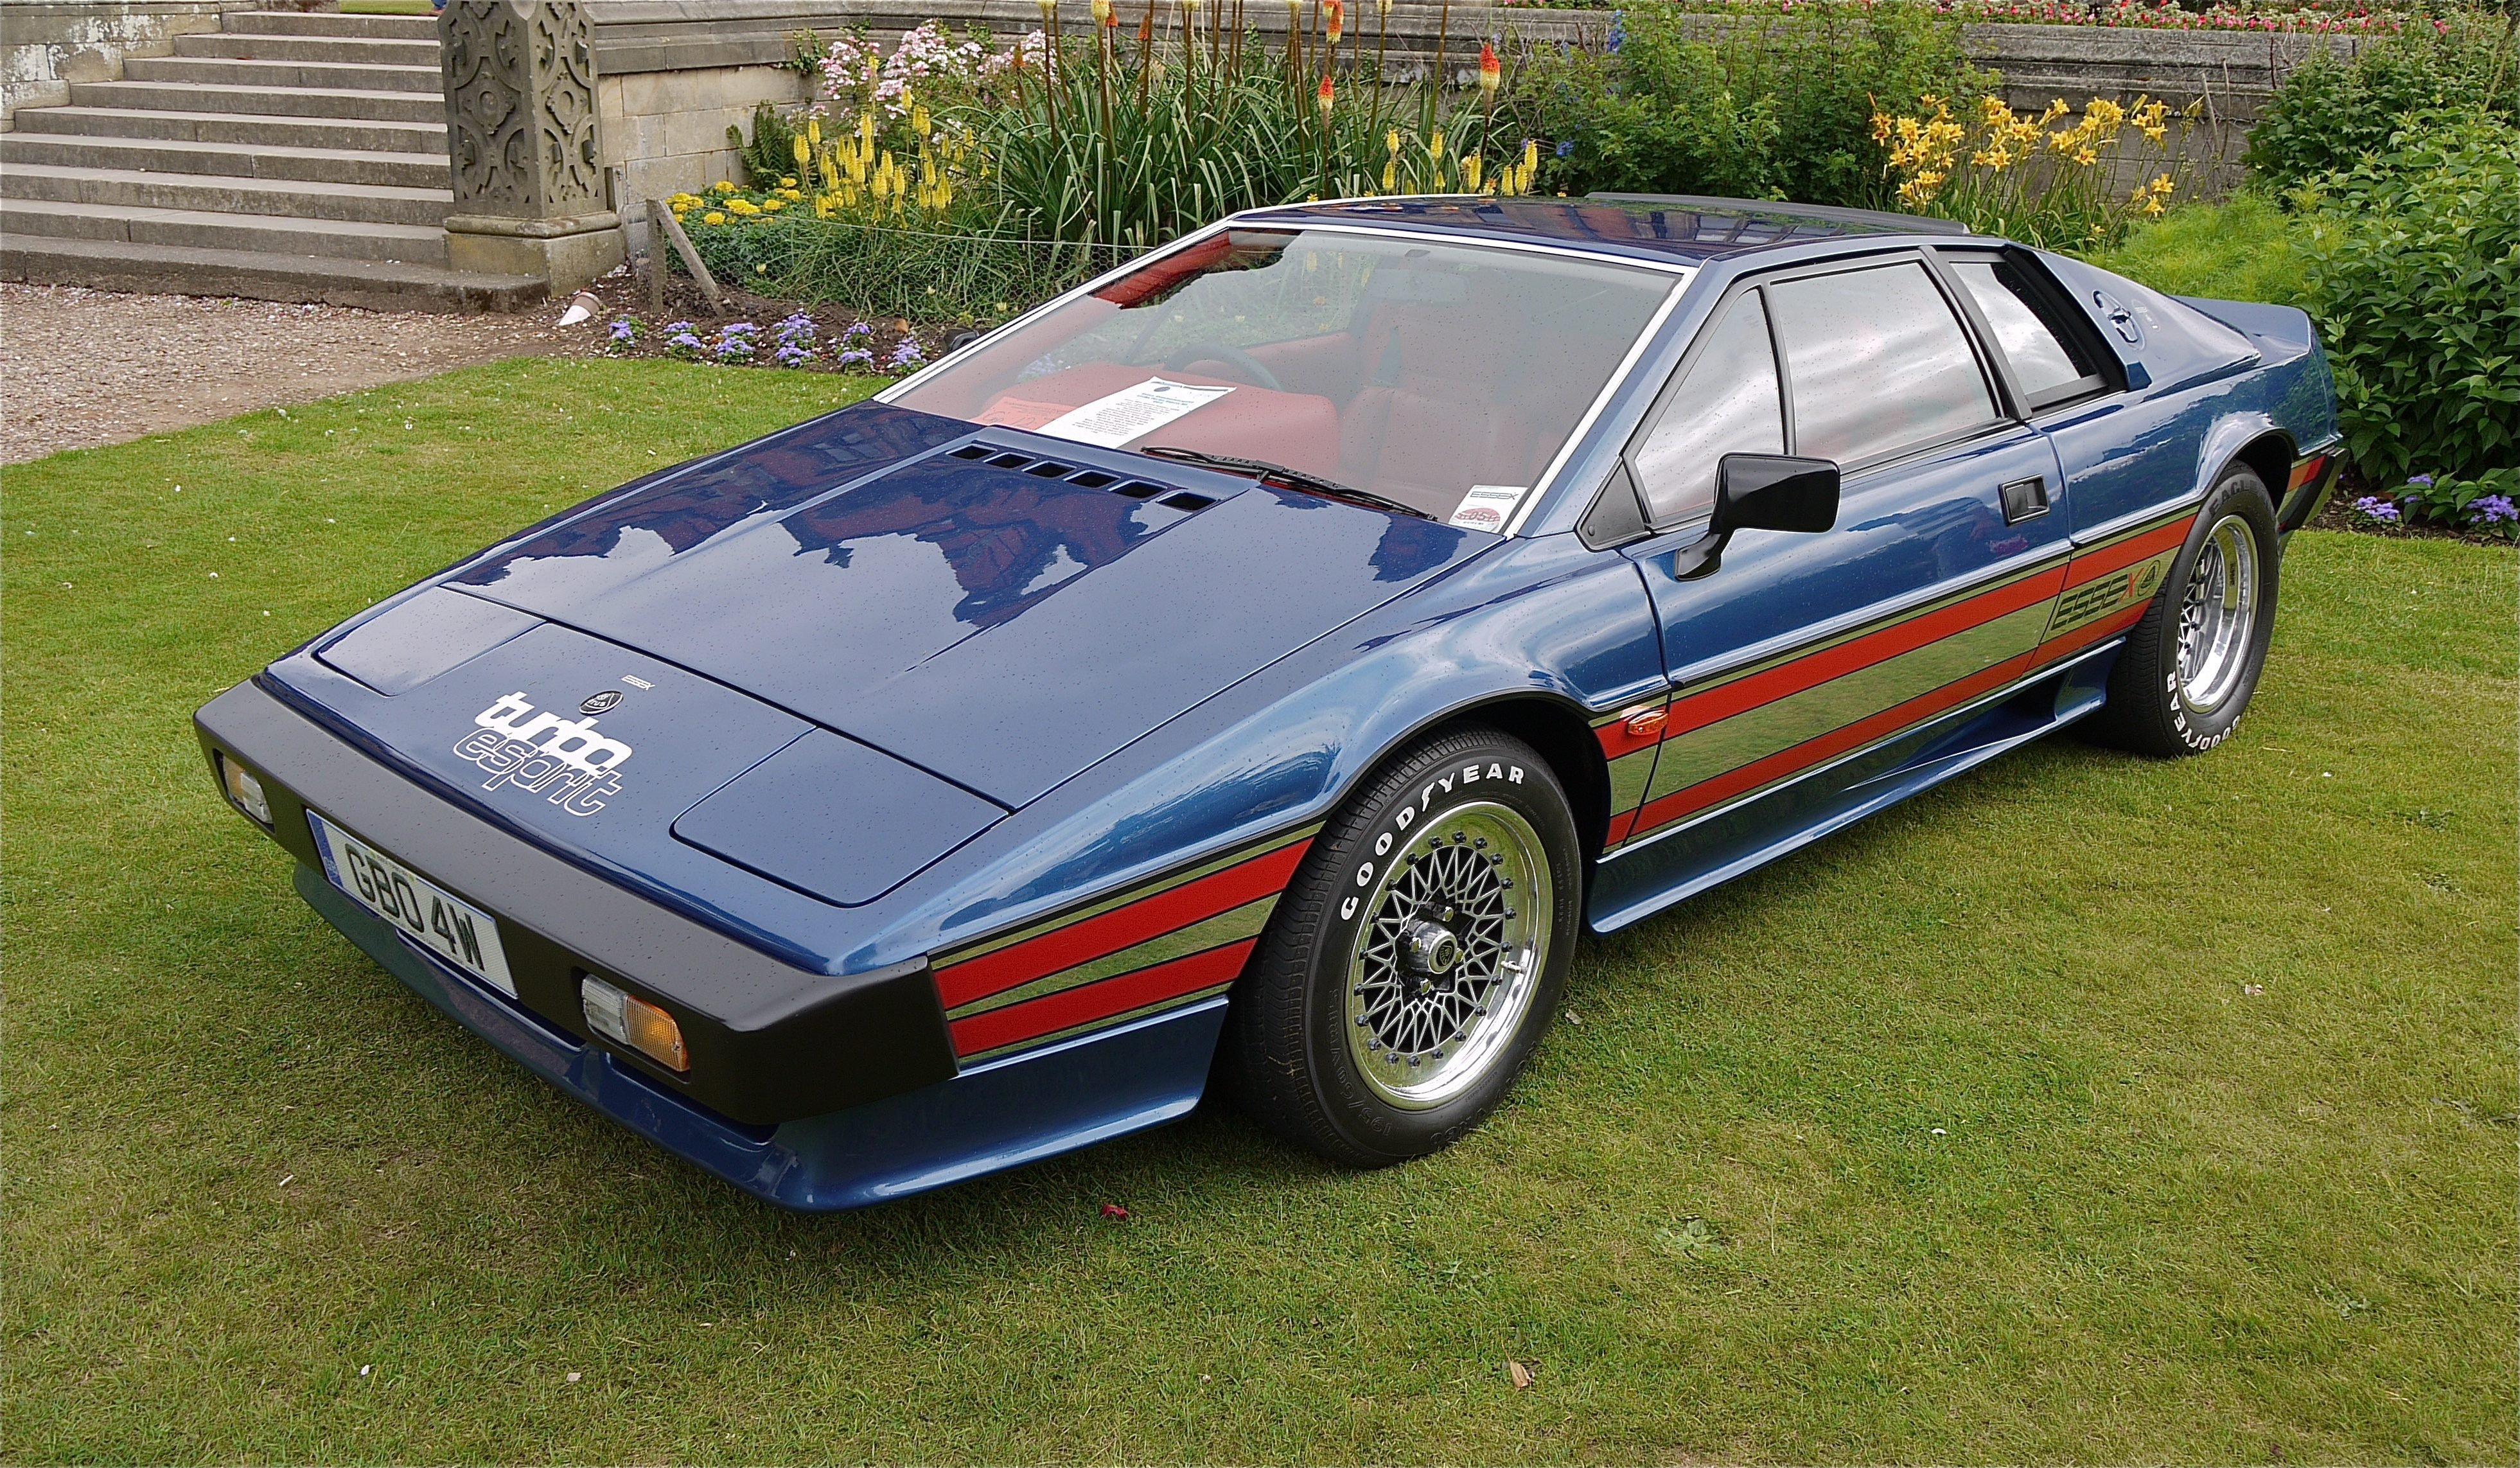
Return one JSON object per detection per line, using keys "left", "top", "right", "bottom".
{"left": 728, "top": 101, "right": 802, "bottom": 188}
{"left": 1874, "top": 91, "right": 2214, "bottom": 247}
{"left": 2365, "top": 467, "right": 2520, "bottom": 538}
{"left": 2244, "top": 7, "right": 2520, "bottom": 193}
{"left": 2299, "top": 107, "right": 2520, "bottom": 484}
{"left": 1514, "top": 1, "right": 1987, "bottom": 208}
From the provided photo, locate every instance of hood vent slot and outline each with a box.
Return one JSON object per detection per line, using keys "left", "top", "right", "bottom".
{"left": 946, "top": 441, "right": 1216, "bottom": 513}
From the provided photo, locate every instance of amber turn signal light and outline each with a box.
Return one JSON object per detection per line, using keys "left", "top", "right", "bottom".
{"left": 218, "top": 753, "right": 273, "bottom": 826}
{"left": 581, "top": 976, "right": 689, "bottom": 1072}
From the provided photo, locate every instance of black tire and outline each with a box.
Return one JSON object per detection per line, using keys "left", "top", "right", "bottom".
{"left": 2086, "top": 463, "right": 2281, "bottom": 757}
{"left": 1221, "top": 729, "right": 1583, "bottom": 1167}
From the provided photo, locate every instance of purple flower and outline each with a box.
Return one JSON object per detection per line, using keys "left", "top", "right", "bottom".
{"left": 843, "top": 321, "right": 874, "bottom": 340}
{"left": 1555, "top": 138, "right": 1575, "bottom": 157}
{"left": 2350, "top": 495, "right": 2400, "bottom": 524}
{"left": 608, "top": 319, "right": 637, "bottom": 341}
{"left": 1607, "top": 11, "right": 1626, "bottom": 51}
{"left": 2470, "top": 494, "right": 2516, "bottom": 526}
{"left": 662, "top": 321, "right": 694, "bottom": 335}
{"left": 888, "top": 337, "right": 927, "bottom": 372}
{"left": 835, "top": 348, "right": 876, "bottom": 371}
{"left": 2407, "top": 473, "right": 2435, "bottom": 487}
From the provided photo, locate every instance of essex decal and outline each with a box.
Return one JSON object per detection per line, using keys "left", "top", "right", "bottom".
{"left": 452, "top": 689, "right": 636, "bottom": 816}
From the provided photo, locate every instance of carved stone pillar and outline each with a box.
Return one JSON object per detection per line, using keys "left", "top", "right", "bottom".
{"left": 438, "top": 0, "right": 624, "bottom": 293}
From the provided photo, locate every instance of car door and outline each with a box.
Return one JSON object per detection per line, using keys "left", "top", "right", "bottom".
{"left": 1934, "top": 245, "right": 2189, "bottom": 657}
{"left": 1597, "top": 251, "right": 2074, "bottom": 887}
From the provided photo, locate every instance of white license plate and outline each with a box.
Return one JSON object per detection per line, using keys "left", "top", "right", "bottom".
{"left": 309, "top": 811, "right": 516, "bottom": 997}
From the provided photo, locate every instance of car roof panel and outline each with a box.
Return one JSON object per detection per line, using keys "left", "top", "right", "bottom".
{"left": 1231, "top": 194, "right": 1969, "bottom": 268}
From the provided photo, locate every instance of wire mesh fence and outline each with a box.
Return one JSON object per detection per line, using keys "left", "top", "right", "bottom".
{"left": 673, "top": 216, "right": 1155, "bottom": 323}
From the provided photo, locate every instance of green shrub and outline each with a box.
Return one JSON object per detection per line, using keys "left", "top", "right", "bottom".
{"left": 2244, "top": 9, "right": 2519, "bottom": 193}
{"left": 2301, "top": 107, "right": 2520, "bottom": 484}
{"left": 1515, "top": 1, "right": 1988, "bottom": 208}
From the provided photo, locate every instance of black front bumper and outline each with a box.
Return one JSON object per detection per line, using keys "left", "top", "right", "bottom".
{"left": 195, "top": 679, "right": 959, "bottom": 1126}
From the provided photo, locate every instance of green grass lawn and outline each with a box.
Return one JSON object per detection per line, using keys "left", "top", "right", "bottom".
{"left": 4, "top": 357, "right": 2511, "bottom": 1463}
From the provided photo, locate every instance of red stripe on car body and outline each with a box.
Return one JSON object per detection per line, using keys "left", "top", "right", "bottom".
{"left": 934, "top": 840, "right": 1308, "bottom": 1010}
{"left": 949, "top": 939, "right": 1258, "bottom": 1057}
{"left": 1660, "top": 564, "right": 2068, "bottom": 743}
{"left": 1628, "top": 651, "right": 2041, "bottom": 840}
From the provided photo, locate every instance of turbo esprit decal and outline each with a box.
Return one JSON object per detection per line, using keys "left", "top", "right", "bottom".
{"left": 452, "top": 689, "right": 636, "bottom": 816}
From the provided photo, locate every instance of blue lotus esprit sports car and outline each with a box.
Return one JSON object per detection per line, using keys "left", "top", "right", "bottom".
{"left": 197, "top": 195, "right": 2341, "bottom": 1207}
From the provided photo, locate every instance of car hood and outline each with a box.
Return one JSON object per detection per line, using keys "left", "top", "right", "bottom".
{"left": 445, "top": 404, "right": 1492, "bottom": 808}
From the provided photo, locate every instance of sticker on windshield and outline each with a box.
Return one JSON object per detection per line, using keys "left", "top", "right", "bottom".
{"left": 1449, "top": 484, "right": 1528, "bottom": 532}
{"left": 1037, "top": 378, "right": 1234, "bottom": 448}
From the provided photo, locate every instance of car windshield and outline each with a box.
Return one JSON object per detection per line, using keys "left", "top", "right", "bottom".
{"left": 891, "top": 227, "right": 1678, "bottom": 524}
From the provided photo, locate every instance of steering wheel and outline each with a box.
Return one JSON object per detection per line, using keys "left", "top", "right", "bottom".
{"left": 1161, "top": 342, "right": 1284, "bottom": 392}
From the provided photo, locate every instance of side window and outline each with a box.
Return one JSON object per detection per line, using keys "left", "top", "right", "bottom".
{"left": 1766, "top": 261, "right": 1997, "bottom": 466}
{"left": 1947, "top": 257, "right": 2104, "bottom": 405}
{"left": 1629, "top": 293, "right": 1784, "bottom": 524}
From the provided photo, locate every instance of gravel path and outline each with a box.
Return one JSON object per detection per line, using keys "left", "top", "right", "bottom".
{"left": 1, "top": 284, "right": 610, "bottom": 464}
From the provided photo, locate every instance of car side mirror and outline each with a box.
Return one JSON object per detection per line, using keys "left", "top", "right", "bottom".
{"left": 1671, "top": 454, "right": 1841, "bottom": 579}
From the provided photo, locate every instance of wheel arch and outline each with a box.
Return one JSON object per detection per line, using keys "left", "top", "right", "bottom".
{"left": 2226, "top": 429, "right": 2296, "bottom": 506}
{"left": 1419, "top": 694, "right": 1614, "bottom": 870}
{"left": 2195, "top": 414, "right": 2295, "bottom": 508}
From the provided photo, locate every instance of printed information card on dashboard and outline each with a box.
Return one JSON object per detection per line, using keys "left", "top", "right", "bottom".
{"left": 1038, "top": 378, "right": 1235, "bottom": 448}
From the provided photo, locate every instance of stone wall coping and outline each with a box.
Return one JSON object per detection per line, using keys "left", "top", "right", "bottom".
{"left": 582, "top": 0, "right": 2361, "bottom": 100}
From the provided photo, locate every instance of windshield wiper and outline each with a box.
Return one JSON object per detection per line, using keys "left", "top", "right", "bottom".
{"left": 1140, "top": 445, "right": 1436, "bottom": 521}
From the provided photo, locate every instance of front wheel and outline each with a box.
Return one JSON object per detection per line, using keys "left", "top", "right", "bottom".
{"left": 2087, "top": 464, "right": 2281, "bottom": 757}
{"left": 1222, "top": 729, "right": 1582, "bottom": 1167}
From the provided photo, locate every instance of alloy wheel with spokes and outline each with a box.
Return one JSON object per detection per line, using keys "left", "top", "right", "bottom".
{"left": 2087, "top": 463, "right": 2280, "bottom": 758}
{"left": 1223, "top": 729, "right": 1581, "bottom": 1167}
{"left": 1344, "top": 801, "right": 1552, "bottom": 1111}
{"left": 2175, "top": 513, "right": 2260, "bottom": 715}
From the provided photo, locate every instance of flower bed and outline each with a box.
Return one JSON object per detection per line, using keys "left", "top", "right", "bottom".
{"left": 596, "top": 303, "right": 942, "bottom": 379}
{"left": 1501, "top": 0, "right": 2430, "bottom": 32}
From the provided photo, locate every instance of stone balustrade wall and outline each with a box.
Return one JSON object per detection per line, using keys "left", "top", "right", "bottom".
{"left": 579, "top": 0, "right": 2362, "bottom": 213}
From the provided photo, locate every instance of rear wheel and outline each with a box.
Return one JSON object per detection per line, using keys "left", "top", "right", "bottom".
{"left": 2088, "top": 464, "right": 2280, "bottom": 757}
{"left": 1222, "top": 729, "right": 1581, "bottom": 1167}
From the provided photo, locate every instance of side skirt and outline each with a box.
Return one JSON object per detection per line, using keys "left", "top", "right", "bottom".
{"left": 1585, "top": 640, "right": 2121, "bottom": 933}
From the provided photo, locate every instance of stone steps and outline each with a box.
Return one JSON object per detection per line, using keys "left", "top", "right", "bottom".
{"left": 0, "top": 9, "right": 551, "bottom": 313}
{"left": 121, "top": 54, "right": 443, "bottom": 94}
{"left": 66, "top": 80, "right": 446, "bottom": 123}
{"left": 1, "top": 132, "right": 450, "bottom": 190}
{"left": 3, "top": 161, "right": 453, "bottom": 227}
{"left": 10, "top": 105, "right": 447, "bottom": 155}
{"left": 0, "top": 235, "right": 543, "bottom": 312}
{"left": 215, "top": 10, "right": 442, "bottom": 39}
{"left": 0, "top": 197, "right": 450, "bottom": 262}
{"left": 172, "top": 31, "right": 446, "bottom": 68}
